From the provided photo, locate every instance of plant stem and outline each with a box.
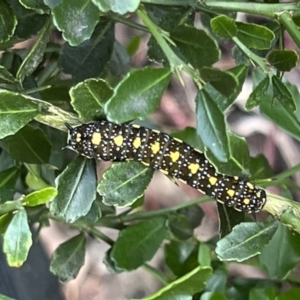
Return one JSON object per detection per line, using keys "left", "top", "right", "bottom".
{"left": 86, "top": 226, "right": 115, "bottom": 246}
{"left": 205, "top": 2, "right": 299, "bottom": 19}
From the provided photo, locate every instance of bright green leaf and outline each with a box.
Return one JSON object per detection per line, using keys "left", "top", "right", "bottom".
{"left": 144, "top": 266, "right": 212, "bottom": 300}
{"left": 0, "top": 90, "right": 38, "bottom": 139}
{"left": 52, "top": 0, "right": 99, "bottom": 46}
{"left": 210, "top": 15, "right": 237, "bottom": 39}
{"left": 98, "top": 161, "right": 153, "bottom": 206}
{"left": 236, "top": 22, "right": 274, "bottom": 50}
{"left": 3, "top": 208, "right": 32, "bottom": 267}
{"left": 22, "top": 187, "right": 57, "bottom": 207}
{"left": 216, "top": 219, "right": 278, "bottom": 262}
{"left": 70, "top": 79, "right": 113, "bottom": 120}
{"left": 50, "top": 233, "right": 86, "bottom": 282}
{"left": 91, "top": 0, "right": 139, "bottom": 13}
{"left": 105, "top": 67, "right": 171, "bottom": 123}
{"left": 111, "top": 217, "right": 167, "bottom": 271}
{"left": 246, "top": 76, "right": 270, "bottom": 110}
{"left": 50, "top": 156, "right": 97, "bottom": 223}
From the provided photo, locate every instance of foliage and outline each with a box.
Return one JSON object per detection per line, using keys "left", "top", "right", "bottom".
{"left": 1, "top": 0, "right": 300, "bottom": 299}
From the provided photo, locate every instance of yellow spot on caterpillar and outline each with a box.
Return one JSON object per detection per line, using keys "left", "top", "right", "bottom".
{"left": 209, "top": 176, "right": 217, "bottom": 185}
{"left": 227, "top": 189, "right": 235, "bottom": 197}
{"left": 243, "top": 198, "right": 250, "bottom": 205}
{"left": 91, "top": 132, "right": 101, "bottom": 145}
{"left": 247, "top": 182, "right": 254, "bottom": 190}
{"left": 113, "top": 135, "right": 123, "bottom": 147}
{"left": 188, "top": 163, "right": 200, "bottom": 174}
{"left": 151, "top": 141, "right": 160, "bottom": 154}
{"left": 170, "top": 151, "right": 180, "bottom": 162}
{"left": 76, "top": 133, "right": 82, "bottom": 142}
{"left": 133, "top": 137, "right": 141, "bottom": 149}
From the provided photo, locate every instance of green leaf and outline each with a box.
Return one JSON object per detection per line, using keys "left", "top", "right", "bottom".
{"left": 3, "top": 208, "right": 32, "bottom": 267}
{"left": 0, "top": 1, "right": 17, "bottom": 43}
{"left": 0, "top": 167, "right": 20, "bottom": 203}
{"left": 249, "top": 154, "right": 273, "bottom": 180}
{"left": 170, "top": 25, "right": 220, "bottom": 68}
{"left": 98, "top": 161, "right": 153, "bottom": 206}
{"left": 52, "top": 0, "right": 99, "bottom": 46}
{"left": 110, "top": 217, "right": 167, "bottom": 271}
{"left": 19, "top": 0, "right": 49, "bottom": 13}
{"left": 171, "top": 127, "right": 204, "bottom": 152}
{"left": 204, "top": 65, "right": 249, "bottom": 111}
{"left": 246, "top": 76, "right": 270, "bottom": 110}
{"left": 91, "top": 0, "right": 139, "bottom": 14}
{"left": 0, "top": 213, "right": 13, "bottom": 235}
{"left": 0, "top": 90, "right": 38, "bottom": 139}
{"left": 0, "top": 292, "right": 17, "bottom": 300}
{"left": 144, "top": 266, "right": 212, "bottom": 300}
{"left": 201, "top": 291, "right": 227, "bottom": 300}
{"left": 58, "top": 21, "right": 114, "bottom": 81}
{"left": 272, "top": 75, "right": 296, "bottom": 113}
{"left": 168, "top": 214, "right": 193, "bottom": 240}
{"left": 278, "top": 288, "right": 300, "bottom": 300}
{"left": 50, "top": 156, "right": 97, "bottom": 223}
{"left": 9, "top": 0, "right": 47, "bottom": 39}
{"left": 200, "top": 67, "right": 238, "bottom": 97}
{"left": 267, "top": 49, "right": 298, "bottom": 72}
{"left": 165, "top": 240, "right": 199, "bottom": 277}
{"left": 206, "top": 131, "right": 250, "bottom": 176}
{"left": 22, "top": 187, "right": 57, "bottom": 207}
{"left": 3, "top": 125, "right": 52, "bottom": 164}
{"left": 16, "top": 15, "right": 51, "bottom": 81}
{"left": 50, "top": 233, "right": 86, "bottom": 282}
{"left": 205, "top": 268, "right": 227, "bottom": 293}
{"left": 236, "top": 22, "right": 274, "bottom": 50}
{"left": 0, "top": 65, "right": 17, "bottom": 84}
{"left": 259, "top": 223, "right": 300, "bottom": 279}
{"left": 70, "top": 78, "right": 113, "bottom": 120}
{"left": 105, "top": 67, "right": 171, "bottom": 123}
{"left": 216, "top": 219, "right": 278, "bottom": 262}
{"left": 126, "top": 35, "right": 141, "bottom": 56}
{"left": 196, "top": 89, "right": 229, "bottom": 162}
{"left": 210, "top": 15, "right": 237, "bottom": 39}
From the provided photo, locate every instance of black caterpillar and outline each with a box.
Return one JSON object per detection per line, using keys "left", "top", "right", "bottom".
{"left": 65, "top": 121, "right": 267, "bottom": 214}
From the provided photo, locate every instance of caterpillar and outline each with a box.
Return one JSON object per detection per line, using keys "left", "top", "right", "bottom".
{"left": 65, "top": 121, "right": 267, "bottom": 214}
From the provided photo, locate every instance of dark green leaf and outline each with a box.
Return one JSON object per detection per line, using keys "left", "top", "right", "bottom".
{"left": 165, "top": 240, "right": 199, "bottom": 276}
{"left": 52, "top": 0, "right": 99, "bottom": 46}
{"left": 0, "top": 1, "right": 17, "bottom": 43}
{"left": 9, "top": 0, "right": 47, "bottom": 39}
{"left": 249, "top": 287, "right": 278, "bottom": 300}
{"left": 177, "top": 205, "right": 204, "bottom": 229}
{"left": 201, "top": 291, "right": 227, "bottom": 300}
{"left": 58, "top": 21, "right": 114, "bottom": 81}
{"left": 91, "top": 0, "right": 139, "bottom": 14}
{"left": 22, "top": 187, "right": 57, "bottom": 207}
{"left": 246, "top": 76, "right": 270, "bottom": 110}
{"left": 0, "top": 213, "right": 13, "bottom": 235}
{"left": 205, "top": 268, "right": 227, "bottom": 292}
{"left": 70, "top": 78, "right": 113, "bottom": 120}
{"left": 144, "top": 266, "right": 212, "bottom": 300}
{"left": 171, "top": 127, "right": 204, "bottom": 152}
{"left": 236, "top": 22, "right": 274, "bottom": 50}
{"left": 267, "top": 49, "right": 298, "bottom": 72}
{"left": 0, "top": 167, "right": 19, "bottom": 203}
{"left": 16, "top": 15, "right": 51, "bottom": 81}
{"left": 206, "top": 131, "right": 250, "bottom": 177}
{"left": 196, "top": 90, "right": 229, "bottom": 162}
{"left": 278, "top": 288, "right": 300, "bottom": 300}
{"left": 216, "top": 219, "right": 278, "bottom": 262}
{"left": 20, "top": 0, "right": 49, "bottom": 13}
{"left": 0, "top": 65, "right": 17, "bottom": 84}
{"left": 204, "top": 65, "right": 248, "bottom": 111}
{"left": 105, "top": 67, "right": 171, "bottom": 123}
{"left": 200, "top": 67, "right": 237, "bottom": 97}
{"left": 168, "top": 214, "right": 194, "bottom": 240}
{"left": 4, "top": 125, "right": 52, "bottom": 164}
{"left": 98, "top": 161, "right": 153, "bottom": 206}
{"left": 249, "top": 154, "right": 273, "bottom": 180}
{"left": 3, "top": 208, "right": 32, "bottom": 267}
{"left": 108, "top": 41, "right": 131, "bottom": 77}
{"left": 0, "top": 90, "right": 38, "bottom": 139}
{"left": 110, "top": 217, "right": 167, "bottom": 271}
{"left": 210, "top": 15, "right": 237, "bottom": 39}
{"left": 126, "top": 35, "right": 141, "bottom": 57}
{"left": 50, "top": 156, "right": 97, "bottom": 223}
{"left": 171, "top": 25, "right": 220, "bottom": 68}
{"left": 272, "top": 75, "right": 296, "bottom": 113}
{"left": 50, "top": 233, "right": 86, "bottom": 282}
{"left": 259, "top": 223, "right": 300, "bottom": 279}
